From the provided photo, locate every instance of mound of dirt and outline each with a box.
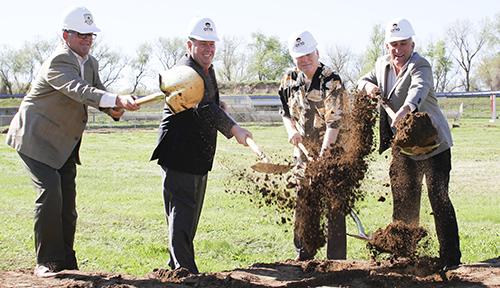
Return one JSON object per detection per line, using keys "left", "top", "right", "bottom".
{"left": 393, "top": 112, "right": 438, "bottom": 148}
{"left": 368, "top": 221, "right": 428, "bottom": 258}
{"left": 2, "top": 258, "right": 498, "bottom": 287}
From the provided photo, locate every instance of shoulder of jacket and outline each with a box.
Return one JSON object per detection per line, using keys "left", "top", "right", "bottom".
{"left": 280, "top": 67, "right": 299, "bottom": 86}
{"left": 409, "top": 52, "right": 432, "bottom": 70}
{"left": 320, "top": 64, "right": 341, "bottom": 82}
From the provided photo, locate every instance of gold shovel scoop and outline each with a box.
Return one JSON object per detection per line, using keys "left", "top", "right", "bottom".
{"left": 246, "top": 138, "right": 294, "bottom": 174}
{"left": 378, "top": 96, "right": 440, "bottom": 156}
{"left": 248, "top": 140, "right": 313, "bottom": 174}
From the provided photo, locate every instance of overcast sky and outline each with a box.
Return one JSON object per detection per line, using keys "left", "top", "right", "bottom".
{"left": 2, "top": 0, "right": 498, "bottom": 56}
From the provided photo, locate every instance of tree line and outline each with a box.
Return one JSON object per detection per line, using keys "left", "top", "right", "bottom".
{"left": 0, "top": 15, "right": 498, "bottom": 95}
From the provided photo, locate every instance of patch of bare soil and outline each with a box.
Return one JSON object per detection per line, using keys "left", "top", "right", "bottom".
{"left": 1, "top": 258, "right": 498, "bottom": 287}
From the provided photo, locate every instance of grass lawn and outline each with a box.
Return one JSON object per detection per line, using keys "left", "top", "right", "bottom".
{"left": 0, "top": 118, "right": 498, "bottom": 276}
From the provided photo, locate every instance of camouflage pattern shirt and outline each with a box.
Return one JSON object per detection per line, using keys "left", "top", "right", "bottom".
{"left": 279, "top": 63, "right": 344, "bottom": 148}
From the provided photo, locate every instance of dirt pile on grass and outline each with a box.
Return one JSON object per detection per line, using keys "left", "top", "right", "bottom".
{"left": 3, "top": 258, "right": 498, "bottom": 287}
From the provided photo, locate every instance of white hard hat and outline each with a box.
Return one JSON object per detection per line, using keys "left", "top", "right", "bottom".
{"left": 62, "top": 6, "right": 100, "bottom": 34}
{"left": 385, "top": 18, "right": 415, "bottom": 43}
{"left": 187, "top": 17, "right": 219, "bottom": 41}
{"left": 288, "top": 30, "right": 318, "bottom": 58}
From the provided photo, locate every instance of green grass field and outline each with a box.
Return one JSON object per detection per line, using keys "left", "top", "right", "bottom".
{"left": 0, "top": 118, "right": 498, "bottom": 276}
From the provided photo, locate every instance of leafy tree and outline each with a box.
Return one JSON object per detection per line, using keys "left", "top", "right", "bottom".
{"left": 477, "top": 52, "right": 500, "bottom": 90}
{"left": 247, "top": 32, "right": 292, "bottom": 81}
{"left": 360, "top": 24, "right": 385, "bottom": 75}
{"left": 0, "top": 39, "right": 56, "bottom": 94}
{"left": 423, "top": 40, "right": 453, "bottom": 92}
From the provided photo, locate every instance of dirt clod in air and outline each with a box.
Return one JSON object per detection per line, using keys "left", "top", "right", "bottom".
{"left": 393, "top": 112, "right": 438, "bottom": 148}
{"left": 368, "top": 221, "right": 428, "bottom": 258}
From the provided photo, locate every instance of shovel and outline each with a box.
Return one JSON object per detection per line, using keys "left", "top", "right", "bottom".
{"left": 347, "top": 210, "right": 372, "bottom": 241}
{"left": 377, "top": 96, "right": 440, "bottom": 156}
{"left": 247, "top": 138, "right": 294, "bottom": 174}
{"left": 248, "top": 140, "right": 314, "bottom": 174}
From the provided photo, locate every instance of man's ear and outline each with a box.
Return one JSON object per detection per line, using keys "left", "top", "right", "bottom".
{"left": 62, "top": 30, "right": 69, "bottom": 41}
{"left": 186, "top": 40, "right": 193, "bottom": 51}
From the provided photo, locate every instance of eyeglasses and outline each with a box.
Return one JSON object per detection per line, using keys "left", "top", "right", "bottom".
{"left": 65, "top": 30, "right": 97, "bottom": 40}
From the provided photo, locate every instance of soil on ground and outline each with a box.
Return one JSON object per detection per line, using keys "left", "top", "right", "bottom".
{"left": 1, "top": 257, "right": 498, "bottom": 287}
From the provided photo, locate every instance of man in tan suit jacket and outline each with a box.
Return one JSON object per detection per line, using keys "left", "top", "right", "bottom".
{"left": 357, "top": 18, "right": 461, "bottom": 270}
{"left": 5, "top": 6, "right": 138, "bottom": 277}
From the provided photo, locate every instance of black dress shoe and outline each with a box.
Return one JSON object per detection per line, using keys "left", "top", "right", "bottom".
{"left": 34, "top": 262, "right": 63, "bottom": 278}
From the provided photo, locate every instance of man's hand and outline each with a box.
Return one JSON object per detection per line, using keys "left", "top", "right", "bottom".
{"left": 231, "top": 125, "right": 252, "bottom": 146}
{"left": 109, "top": 107, "right": 125, "bottom": 119}
{"left": 288, "top": 131, "right": 302, "bottom": 146}
{"left": 116, "top": 95, "right": 140, "bottom": 111}
{"left": 365, "top": 83, "right": 381, "bottom": 98}
{"left": 392, "top": 105, "right": 411, "bottom": 127}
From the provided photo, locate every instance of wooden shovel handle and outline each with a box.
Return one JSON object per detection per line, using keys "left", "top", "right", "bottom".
{"left": 375, "top": 92, "right": 397, "bottom": 120}
{"left": 246, "top": 137, "right": 269, "bottom": 163}
{"left": 380, "top": 101, "right": 397, "bottom": 120}
{"left": 297, "top": 143, "right": 314, "bottom": 161}
{"left": 135, "top": 92, "right": 166, "bottom": 105}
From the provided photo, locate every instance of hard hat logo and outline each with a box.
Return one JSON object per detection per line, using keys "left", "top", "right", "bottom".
{"left": 203, "top": 22, "right": 213, "bottom": 32}
{"left": 390, "top": 24, "right": 400, "bottom": 33}
{"left": 83, "top": 14, "right": 94, "bottom": 26}
{"left": 294, "top": 38, "right": 305, "bottom": 48}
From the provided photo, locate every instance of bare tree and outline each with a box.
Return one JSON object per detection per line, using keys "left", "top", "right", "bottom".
{"left": 447, "top": 19, "right": 488, "bottom": 91}
{"left": 216, "top": 35, "right": 243, "bottom": 82}
{"left": 92, "top": 40, "right": 128, "bottom": 88}
{"left": 130, "top": 42, "right": 153, "bottom": 94}
{"left": 324, "top": 45, "right": 361, "bottom": 89}
{"left": 155, "top": 37, "right": 185, "bottom": 70}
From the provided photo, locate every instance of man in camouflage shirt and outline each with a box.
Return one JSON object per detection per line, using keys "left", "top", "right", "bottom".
{"left": 279, "top": 30, "right": 346, "bottom": 260}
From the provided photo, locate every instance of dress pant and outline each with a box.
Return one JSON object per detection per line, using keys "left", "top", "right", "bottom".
{"left": 18, "top": 152, "right": 78, "bottom": 266}
{"left": 389, "top": 148, "right": 461, "bottom": 266}
{"left": 161, "top": 167, "right": 207, "bottom": 274}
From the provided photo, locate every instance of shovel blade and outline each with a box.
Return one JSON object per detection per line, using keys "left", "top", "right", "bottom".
{"left": 251, "top": 162, "right": 292, "bottom": 174}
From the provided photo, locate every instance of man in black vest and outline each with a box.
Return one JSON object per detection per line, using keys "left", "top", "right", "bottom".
{"left": 151, "top": 17, "right": 252, "bottom": 274}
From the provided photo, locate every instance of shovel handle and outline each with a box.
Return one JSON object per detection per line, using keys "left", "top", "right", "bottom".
{"left": 375, "top": 92, "right": 397, "bottom": 120}
{"left": 135, "top": 92, "right": 166, "bottom": 105}
{"left": 380, "top": 101, "right": 397, "bottom": 120}
{"left": 297, "top": 143, "right": 314, "bottom": 162}
{"left": 246, "top": 137, "right": 269, "bottom": 163}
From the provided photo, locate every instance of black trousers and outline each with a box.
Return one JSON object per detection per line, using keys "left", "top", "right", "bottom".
{"left": 161, "top": 167, "right": 207, "bottom": 274}
{"left": 389, "top": 148, "right": 461, "bottom": 266}
{"left": 18, "top": 152, "right": 78, "bottom": 267}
